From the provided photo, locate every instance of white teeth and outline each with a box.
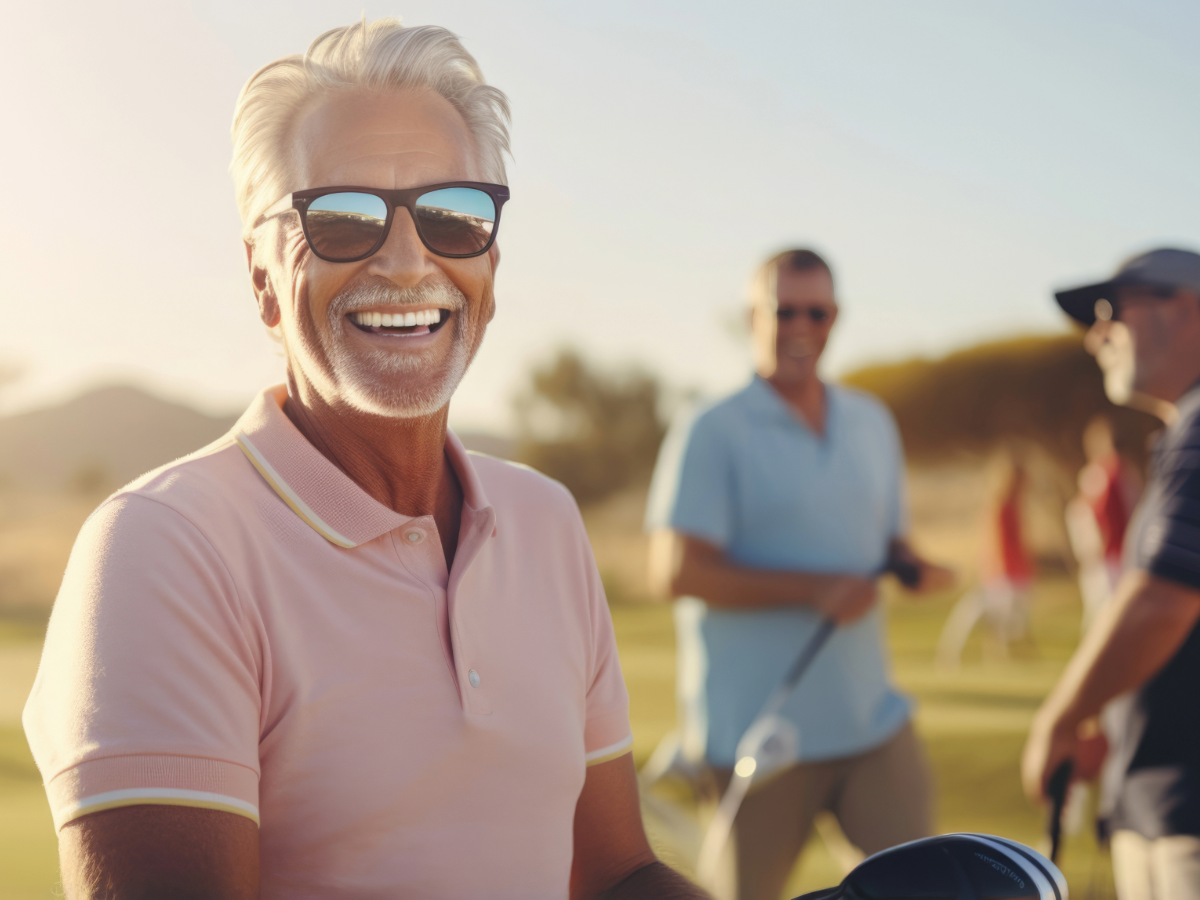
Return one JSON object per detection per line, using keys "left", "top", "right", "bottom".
{"left": 354, "top": 309, "right": 443, "bottom": 330}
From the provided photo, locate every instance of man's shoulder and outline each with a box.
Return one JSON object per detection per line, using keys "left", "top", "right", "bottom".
{"left": 100, "top": 434, "right": 259, "bottom": 528}
{"left": 467, "top": 451, "right": 580, "bottom": 516}
{"left": 1155, "top": 388, "right": 1200, "bottom": 477}
{"left": 830, "top": 382, "right": 893, "bottom": 421}
{"left": 674, "top": 383, "right": 759, "bottom": 437}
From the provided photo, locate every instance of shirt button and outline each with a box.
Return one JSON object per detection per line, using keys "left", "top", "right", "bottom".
{"left": 404, "top": 529, "right": 424, "bottom": 544}
{"left": 468, "top": 669, "right": 481, "bottom": 688}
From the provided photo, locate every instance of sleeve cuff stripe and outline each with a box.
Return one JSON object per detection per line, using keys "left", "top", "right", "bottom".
{"left": 585, "top": 735, "right": 633, "bottom": 767}
{"left": 56, "top": 788, "right": 259, "bottom": 830}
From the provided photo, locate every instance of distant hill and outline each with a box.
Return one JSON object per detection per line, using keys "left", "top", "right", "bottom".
{"left": 0, "top": 384, "right": 515, "bottom": 493}
{"left": 0, "top": 385, "right": 239, "bottom": 492}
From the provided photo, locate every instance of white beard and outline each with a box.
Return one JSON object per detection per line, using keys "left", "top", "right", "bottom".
{"left": 320, "top": 277, "right": 473, "bottom": 419}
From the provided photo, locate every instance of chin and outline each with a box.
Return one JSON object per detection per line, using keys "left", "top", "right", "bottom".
{"left": 336, "top": 351, "right": 470, "bottom": 419}
{"left": 322, "top": 307, "right": 477, "bottom": 419}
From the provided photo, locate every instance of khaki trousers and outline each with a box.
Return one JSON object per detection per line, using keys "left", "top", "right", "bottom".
{"left": 1112, "top": 829, "right": 1200, "bottom": 900}
{"left": 712, "top": 722, "right": 933, "bottom": 900}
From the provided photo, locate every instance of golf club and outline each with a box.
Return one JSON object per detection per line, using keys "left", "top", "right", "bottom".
{"left": 691, "top": 557, "right": 923, "bottom": 888}
{"left": 791, "top": 832, "right": 1069, "bottom": 900}
{"left": 1046, "top": 761, "right": 1072, "bottom": 864}
{"left": 695, "top": 618, "right": 836, "bottom": 887}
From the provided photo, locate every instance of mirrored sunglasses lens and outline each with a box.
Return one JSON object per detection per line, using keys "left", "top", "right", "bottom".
{"left": 415, "top": 188, "right": 496, "bottom": 256}
{"left": 305, "top": 192, "right": 388, "bottom": 260}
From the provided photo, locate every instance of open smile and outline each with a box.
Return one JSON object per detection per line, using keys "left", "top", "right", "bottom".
{"left": 347, "top": 308, "right": 452, "bottom": 338}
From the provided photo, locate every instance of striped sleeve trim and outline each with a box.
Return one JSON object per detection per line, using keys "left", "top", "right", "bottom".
{"left": 236, "top": 433, "right": 358, "bottom": 548}
{"left": 55, "top": 788, "right": 259, "bottom": 830}
{"left": 585, "top": 734, "right": 634, "bottom": 767}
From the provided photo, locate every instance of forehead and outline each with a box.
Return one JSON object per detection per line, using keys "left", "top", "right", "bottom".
{"left": 774, "top": 266, "right": 835, "bottom": 306}
{"left": 292, "top": 88, "right": 479, "bottom": 190}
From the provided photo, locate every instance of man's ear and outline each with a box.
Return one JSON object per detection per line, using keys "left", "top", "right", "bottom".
{"left": 244, "top": 238, "right": 281, "bottom": 328}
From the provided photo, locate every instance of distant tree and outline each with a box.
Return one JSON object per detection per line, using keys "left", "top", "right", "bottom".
{"left": 842, "top": 333, "right": 1159, "bottom": 468}
{"left": 514, "top": 349, "right": 666, "bottom": 506}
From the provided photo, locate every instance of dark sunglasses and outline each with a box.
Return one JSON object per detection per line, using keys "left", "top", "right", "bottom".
{"left": 1096, "top": 285, "right": 1183, "bottom": 322}
{"left": 263, "top": 182, "right": 510, "bottom": 262}
{"left": 776, "top": 305, "right": 834, "bottom": 324}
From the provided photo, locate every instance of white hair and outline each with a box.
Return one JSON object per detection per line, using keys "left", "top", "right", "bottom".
{"left": 231, "top": 18, "right": 511, "bottom": 237}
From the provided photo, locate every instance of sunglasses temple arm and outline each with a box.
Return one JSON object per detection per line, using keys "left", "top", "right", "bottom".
{"left": 259, "top": 193, "right": 296, "bottom": 222}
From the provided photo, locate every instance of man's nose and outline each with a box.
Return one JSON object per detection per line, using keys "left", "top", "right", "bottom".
{"left": 365, "top": 208, "right": 439, "bottom": 286}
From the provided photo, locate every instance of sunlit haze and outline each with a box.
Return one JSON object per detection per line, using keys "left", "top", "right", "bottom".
{"left": 3, "top": 0, "right": 1198, "bottom": 432}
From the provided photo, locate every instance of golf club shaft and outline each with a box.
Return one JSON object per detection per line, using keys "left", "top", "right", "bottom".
{"left": 1046, "top": 760, "right": 1072, "bottom": 864}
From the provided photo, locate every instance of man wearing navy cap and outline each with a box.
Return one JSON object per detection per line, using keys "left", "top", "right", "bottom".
{"left": 1024, "top": 248, "right": 1200, "bottom": 899}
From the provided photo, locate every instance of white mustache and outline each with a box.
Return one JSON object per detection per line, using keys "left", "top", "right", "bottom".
{"left": 327, "top": 278, "right": 466, "bottom": 324}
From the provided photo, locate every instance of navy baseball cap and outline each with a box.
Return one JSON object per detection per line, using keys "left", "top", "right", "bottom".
{"left": 1055, "top": 247, "right": 1200, "bottom": 325}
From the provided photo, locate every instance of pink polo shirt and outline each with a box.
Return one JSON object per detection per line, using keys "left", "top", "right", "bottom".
{"left": 23, "top": 385, "right": 632, "bottom": 899}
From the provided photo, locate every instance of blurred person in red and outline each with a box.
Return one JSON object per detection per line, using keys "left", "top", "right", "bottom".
{"left": 1023, "top": 248, "right": 1200, "bottom": 900}
{"left": 1065, "top": 415, "right": 1143, "bottom": 630}
{"left": 936, "top": 452, "right": 1035, "bottom": 667}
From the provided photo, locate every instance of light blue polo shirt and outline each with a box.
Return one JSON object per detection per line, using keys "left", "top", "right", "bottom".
{"left": 644, "top": 376, "right": 912, "bottom": 766}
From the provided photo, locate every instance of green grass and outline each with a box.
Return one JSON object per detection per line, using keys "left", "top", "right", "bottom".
{"left": 0, "top": 578, "right": 1107, "bottom": 898}
{"left": 0, "top": 725, "right": 60, "bottom": 897}
{"left": 615, "top": 576, "right": 1111, "bottom": 898}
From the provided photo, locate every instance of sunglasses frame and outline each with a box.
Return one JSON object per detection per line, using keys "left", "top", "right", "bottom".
{"left": 286, "top": 181, "right": 510, "bottom": 263}
{"left": 776, "top": 305, "right": 835, "bottom": 324}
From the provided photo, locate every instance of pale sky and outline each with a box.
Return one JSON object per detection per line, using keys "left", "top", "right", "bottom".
{"left": 2, "top": 0, "right": 1198, "bottom": 432}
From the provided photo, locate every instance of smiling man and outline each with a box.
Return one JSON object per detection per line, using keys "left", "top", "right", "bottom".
{"left": 22, "top": 20, "right": 706, "bottom": 900}
{"left": 645, "top": 249, "right": 953, "bottom": 900}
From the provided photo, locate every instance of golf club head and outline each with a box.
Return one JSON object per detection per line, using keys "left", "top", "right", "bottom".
{"left": 790, "top": 833, "right": 1068, "bottom": 900}
{"left": 733, "top": 715, "right": 799, "bottom": 785}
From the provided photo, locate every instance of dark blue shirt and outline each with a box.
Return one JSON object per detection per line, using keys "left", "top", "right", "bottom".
{"left": 1108, "top": 382, "right": 1200, "bottom": 838}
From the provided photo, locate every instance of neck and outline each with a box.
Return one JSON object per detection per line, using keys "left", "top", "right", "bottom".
{"left": 764, "top": 369, "right": 827, "bottom": 434}
{"left": 282, "top": 371, "right": 457, "bottom": 518}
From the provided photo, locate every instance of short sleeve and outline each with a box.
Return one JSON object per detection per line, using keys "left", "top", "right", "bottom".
{"left": 1138, "top": 432, "right": 1200, "bottom": 592}
{"left": 881, "top": 405, "right": 910, "bottom": 539}
{"left": 21, "top": 494, "right": 262, "bottom": 830}
{"left": 644, "top": 405, "right": 735, "bottom": 548}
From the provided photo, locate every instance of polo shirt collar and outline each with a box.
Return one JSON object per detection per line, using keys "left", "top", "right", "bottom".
{"left": 743, "top": 375, "right": 836, "bottom": 434}
{"left": 1176, "top": 380, "right": 1200, "bottom": 427}
{"left": 233, "top": 385, "right": 492, "bottom": 549}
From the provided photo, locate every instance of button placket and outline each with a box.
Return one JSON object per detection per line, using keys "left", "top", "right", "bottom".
{"left": 445, "top": 506, "right": 496, "bottom": 715}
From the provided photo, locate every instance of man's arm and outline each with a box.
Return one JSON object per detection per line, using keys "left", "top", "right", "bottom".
{"left": 648, "top": 530, "right": 879, "bottom": 624}
{"left": 59, "top": 805, "right": 258, "bottom": 899}
{"left": 571, "top": 753, "right": 709, "bottom": 900}
{"left": 1022, "top": 569, "right": 1200, "bottom": 802}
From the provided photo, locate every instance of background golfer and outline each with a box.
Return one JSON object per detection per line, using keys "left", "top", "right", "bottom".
{"left": 1024, "top": 248, "right": 1200, "bottom": 900}
{"left": 647, "top": 248, "right": 953, "bottom": 900}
